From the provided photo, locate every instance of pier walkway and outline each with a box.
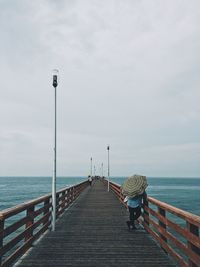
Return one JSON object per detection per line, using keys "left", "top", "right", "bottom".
{"left": 16, "top": 180, "right": 175, "bottom": 267}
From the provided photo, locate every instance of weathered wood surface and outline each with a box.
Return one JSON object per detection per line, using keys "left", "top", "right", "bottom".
{"left": 16, "top": 180, "right": 176, "bottom": 267}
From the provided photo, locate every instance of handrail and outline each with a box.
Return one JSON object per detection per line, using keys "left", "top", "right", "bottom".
{"left": 103, "top": 179, "right": 200, "bottom": 267}
{"left": 0, "top": 180, "right": 88, "bottom": 267}
{"left": 0, "top": 194, "right": 52, "bottom": 220}
{"left": 148, "top": 197, "right": 200, "bottom": 228}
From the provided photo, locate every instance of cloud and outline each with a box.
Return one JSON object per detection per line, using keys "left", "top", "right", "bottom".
{"left": 0, "top": 0, "right": 200, "bottom": 176}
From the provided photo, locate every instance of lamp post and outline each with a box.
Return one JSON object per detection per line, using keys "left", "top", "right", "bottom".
{"left": 52, "top": 69, "right": 59, "bottom": 231}
{"left": 107, "top": 145, "right": 110, "bottom": 191}
{"left": 101, "top": 162, "right": 103, "bottom": 178}
{"left": 90, "top": 157, "right": 92, "bottom": 177}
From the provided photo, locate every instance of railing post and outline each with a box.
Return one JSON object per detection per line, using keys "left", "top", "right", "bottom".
{"left": 0, "top": 217, "right": 4, "bottom": 266}
{"left": 66, "top": 189, "right": 69, "bottom": 207}
{"left": 56, "top": 192, "right": 59, "bottom": 219}
{"left": 68, "top": 188, "right": 70, "bottom": 204}
{"left": 43, "top": 199, "right": 50, "bottom": 226}
{"left": 72, "top": 186, "right": 75, "bottom": 201}
{"left": 144, "top": 198, "right": 149, "bottom": 226}
{"left": 74, "top": 186, "right": 77, "bottom": 199}
{"left": 68, "top": 189, "right": 70, "bottom": 204}
{"left": 68, "top": 188, "right": 71, "bottom": 204}
{"left": 120, "top": 191, "right": 123, "bottom": 204}
{"left": 158, "top": 207, "right": 167, "bottom": 241}
{"left": 158, "top": 207, "right": 168, "bottom": 255}
{"left": 187, "top": 222, "right": 200, "bottom": 267}
{"left": 61, "top": 191, "right": 65, "bottom": 213}
{"left": 25, "top": 206, "right": 35, "bottom": 242}
{"left": 57, "top": 193, "right": 62, "bottom": 213}
{"left": 73, "top": 186, "right": 75, "bottom": 200}
{"left": 71, "top": 187, "right": 74, "bottom": 202}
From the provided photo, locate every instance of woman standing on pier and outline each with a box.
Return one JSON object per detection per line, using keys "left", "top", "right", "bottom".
{"left": 121, "top": 174, "right": 148, "bottom": 230}
{"left": 125, "top": 191, "right": 147, "bottom": 230}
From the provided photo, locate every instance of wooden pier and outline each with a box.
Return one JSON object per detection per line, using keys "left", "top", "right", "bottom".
{"left": 0, "top": 179, "right": 200, "bottom": 266}
{"left": 15, "top": 180, "right": 175, "bottom": 267}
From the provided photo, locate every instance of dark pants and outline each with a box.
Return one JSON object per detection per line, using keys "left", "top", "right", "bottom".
{"left": 128, "top": 206, "right": 141, "bottom": 226}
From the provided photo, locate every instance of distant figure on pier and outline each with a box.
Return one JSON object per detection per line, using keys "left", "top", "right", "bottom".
{"left": 88, "top": 175, "right": 92, "bottom": 186}
{"left": 124, "top": 191, "right": 147, "bottom": 230}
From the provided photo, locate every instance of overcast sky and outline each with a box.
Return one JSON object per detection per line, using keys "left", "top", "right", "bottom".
{"left": 0, "top": 0, "right": 200, "bottom": 177}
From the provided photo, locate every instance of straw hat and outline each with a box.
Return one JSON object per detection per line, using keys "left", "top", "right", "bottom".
{"left": 121, "top": 174, "right": 148, "bottom": 198}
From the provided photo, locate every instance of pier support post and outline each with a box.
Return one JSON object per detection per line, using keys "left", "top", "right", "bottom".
{"left": 25, "top": 206, "right": 35, "bottom": 242}
{"left": 143, "top": 199, "right": 149, "bottom": 226}
{"left": 158, "top": 207, "right": 167, "bottom": 242}
{"left": 0, "top": 218, "right": 4, "bottom": 266}
{"left": 187, "top": 222, "right": 200, "bottom": 267}
{"left": 158, "top": 207, "right": 167, "bottom": 254}
{"left": 43, "top": 199, "right": 50, "bottom": 226}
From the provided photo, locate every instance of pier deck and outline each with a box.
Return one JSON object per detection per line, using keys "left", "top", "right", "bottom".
{"left": 16, "top": 180, "right": 175, "bottom": 267}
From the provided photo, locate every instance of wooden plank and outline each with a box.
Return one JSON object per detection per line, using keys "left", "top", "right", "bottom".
{"left": 16, "top": 181, "right": 175, "bottom": 267}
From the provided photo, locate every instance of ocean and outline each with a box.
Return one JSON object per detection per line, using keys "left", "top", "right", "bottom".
{"left": 0, "top": 176, "right": 86, "bottom": 211}
{"left": 0, "top": 176, "right": 200, "bottom": 217}
{"left": 111, "top": 177, "right": 200, "bottom": 216}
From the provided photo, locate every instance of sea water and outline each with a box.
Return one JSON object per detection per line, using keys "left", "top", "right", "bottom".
{"left": 111, "top": 177, "right": 200, "bottom": 216}
{"left": 0, "top": 176, "right": 86, "bottom": 211}
{"left": 0, "top": 176, "right": 200, "bottom": 216}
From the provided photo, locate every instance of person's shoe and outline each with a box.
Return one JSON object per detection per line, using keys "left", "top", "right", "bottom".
{"left": 126, "top": 221, "right": 131, "bottom": 231}
{"left": 131, "top": 224, "right": 137, "bottom": 230}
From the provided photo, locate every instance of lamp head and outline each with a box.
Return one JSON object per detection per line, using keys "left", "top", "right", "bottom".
{"left": 52, "top": 69, "right": 59, "bottom": 88}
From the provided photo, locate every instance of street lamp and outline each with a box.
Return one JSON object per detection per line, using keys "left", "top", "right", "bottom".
{"left": 90, "top": 157, "right": 93, "bottom": 177}
{"left": 101, "top": 162, "right": 104, "bottom": 178}
{"left": 52, "top": 69, "right": 59, "bottom": 231}
{"left": 107, "top": 145, "right": 110, "bottom": 191}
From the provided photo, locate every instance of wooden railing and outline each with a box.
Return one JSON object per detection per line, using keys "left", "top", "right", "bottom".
{"left": 0, "top": 180, "right": 88, "bottom": 267}
{"left": 104, "top": 179, "right": 200, "bottom": 267}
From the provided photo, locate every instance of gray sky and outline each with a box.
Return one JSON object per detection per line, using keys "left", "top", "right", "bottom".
{"left": 0, "top": 0, "right": 200, "bottom": 177}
